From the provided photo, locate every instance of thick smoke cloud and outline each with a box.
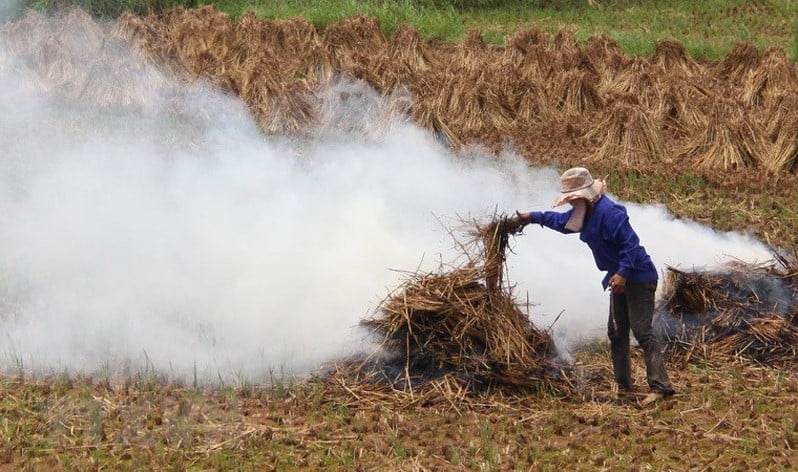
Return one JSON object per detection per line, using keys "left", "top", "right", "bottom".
{"left": 0, "top": 15, "right": 774, "bottom": 382}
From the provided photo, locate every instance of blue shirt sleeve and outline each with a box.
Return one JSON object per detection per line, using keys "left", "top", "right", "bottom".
{"left": 530, "top": 210, "right": 578, "bottom": 234}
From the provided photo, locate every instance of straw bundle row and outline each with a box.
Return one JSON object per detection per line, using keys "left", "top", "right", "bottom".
{"left": 1, "top": 8, "right": 176, "bottom": 110}
{"left": 4, "top": 7, "right": 798, "bottom": 175}
{"left": 0, "top": 9, "right": 48, "bottom": 56}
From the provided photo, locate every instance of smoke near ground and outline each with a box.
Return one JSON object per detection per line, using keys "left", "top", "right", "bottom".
{"left": 0, "top": 1, "right": 20, "bottom": 20}
{"left": 0, "top": 13, "right": 774, "bottom": 382}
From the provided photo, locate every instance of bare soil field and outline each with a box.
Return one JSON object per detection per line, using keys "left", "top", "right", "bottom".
{"left": 0, "top": 6, "right": 796, "bottom": 470}
{"left": 1, "top": 351, "right": 794, "bottom": 470}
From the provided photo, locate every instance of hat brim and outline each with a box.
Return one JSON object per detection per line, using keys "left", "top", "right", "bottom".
{"left": 552, "top": 178, "right": 605, "bottom": 208}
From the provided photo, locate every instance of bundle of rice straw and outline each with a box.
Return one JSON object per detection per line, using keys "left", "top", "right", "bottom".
{"left": 584, "top": 102, "right": 665, "bottom": 168}
{"left": 355, "top": 216, "right": 564, "bottom": 393}
{"left": 712, "top": 41, "right": 761, "bottom": 83}
{"left": 321, "top": 14, "right": 386, "bottom": 72}
{"left": 655, "top": 82, "right": 710, "bottom": 136}
{"left": 502, "top": 27, "right": 556, "bottom": 83}
{"left": 598, "top": 59, "right": 657, "bottom": 106}
{"left": 648, "top": 39, "right": 703, "bottom": 79}
{"left": 580, "top": 34, "right": 629, "bottom": 78}
{"left": 653, "top": 254, "right": 798, "bottom": 364}
{"left": 386, "top": 23, "right": 433, "bottom": 73}
{"left": 681, "top": 101, "right": 763, "bottom": 171}
{"left": 741, "top": 46, "right": 797, "bottom": 106}
{"left": 549, "top": 69, "right": 604, "bottom": 116}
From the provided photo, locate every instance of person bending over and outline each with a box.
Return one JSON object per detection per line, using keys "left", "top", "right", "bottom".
{"left": 508, "top": 167, "right": 674, "bottom": 402}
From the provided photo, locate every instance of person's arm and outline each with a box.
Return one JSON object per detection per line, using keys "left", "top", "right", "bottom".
{"left": 529, "top": 209, "right": 577, "bottom": 234}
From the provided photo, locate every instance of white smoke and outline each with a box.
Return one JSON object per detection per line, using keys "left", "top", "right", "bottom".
{"left": 0, "top": 1, "right": 20, "bottom": 21}
{"left": 0, "top": 15, "right": 775, "bottom": 382}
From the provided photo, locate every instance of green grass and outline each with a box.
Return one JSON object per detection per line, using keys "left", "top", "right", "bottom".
{"left": 457, "top": 0, "right": 796, "bottom": 58}
{"left": 208, "top": 0, "right": 467, "bottom": 41}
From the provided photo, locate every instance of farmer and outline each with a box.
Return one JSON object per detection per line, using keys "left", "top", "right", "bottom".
{"left": 508, "top": 167, "right": 675, "bottom": 403}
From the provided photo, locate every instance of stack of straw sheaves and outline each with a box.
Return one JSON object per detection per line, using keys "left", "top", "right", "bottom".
{"left": 654, "top": 252, "right": 798, "bottom": 364}
{"left": 5, "top": 6, "right": 798, "bottom": 173}
{"left": 353, "top": 218, "right": 562, "bottom": 393}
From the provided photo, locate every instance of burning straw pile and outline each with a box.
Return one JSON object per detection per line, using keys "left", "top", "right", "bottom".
{"left": 347, "top": 217, "right": 563, "bottom": 394}
{"left": 653, "top": 252, "right": 798, "bottom": 364}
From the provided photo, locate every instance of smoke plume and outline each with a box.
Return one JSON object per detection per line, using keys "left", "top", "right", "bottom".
{"left": 0, "top": 13, "right": 774, "bottom": 382}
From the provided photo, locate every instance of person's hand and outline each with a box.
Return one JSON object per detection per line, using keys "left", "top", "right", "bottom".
{"left": 608, "top": 273, "right": 627, "bottom": 294}
{"left": 506, "top": 211, "right": 531, "bottom": 233}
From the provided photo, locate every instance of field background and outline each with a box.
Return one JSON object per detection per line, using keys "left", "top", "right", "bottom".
{"left": 1, "top": 1, "right": 797, "bottom": 470}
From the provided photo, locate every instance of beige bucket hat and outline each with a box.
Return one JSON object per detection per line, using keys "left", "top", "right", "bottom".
{"left": 552, "top": 167, "right": 606, "bottom": 208}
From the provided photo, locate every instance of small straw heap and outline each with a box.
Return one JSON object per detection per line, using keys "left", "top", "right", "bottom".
{"left": 349, "top": 216, "right": 564, "bottom": 394}
{"left": 653, "top": 252, "right": 798, "bottom": 365}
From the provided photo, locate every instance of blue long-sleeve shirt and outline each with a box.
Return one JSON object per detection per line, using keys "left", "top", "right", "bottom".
{"left": 530, "top": 195, "right": 658, "bottom": 289}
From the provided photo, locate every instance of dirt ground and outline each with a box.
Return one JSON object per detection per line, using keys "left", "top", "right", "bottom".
{"left": 1, "top": 349, "right": 795, "bottom": 470}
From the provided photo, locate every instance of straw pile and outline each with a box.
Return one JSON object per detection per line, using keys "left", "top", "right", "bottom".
{"left": 552, "top": 69, "right": 604, "bottom": 116}
{"left": 681, "top": 101, "right": 763, "bottom": 171}
{"left": 580, "top": 34, "right": 629, "bottom": 78}
{"left": 655, "top": 82, "right": 710, "bottom": 137}
{"left": 502, "top": 26, "right": 554, "bottom": 83}
{"left": 742, "top": 46, "right": 798, "bottom": 107}
{"left": 584, "top": 102, "right": 665, "bottom": 168}
{"left": 653, "top": 254, "right": 798, "bottom": 364}
{"left": 712, "top": 41, "right": 761, "bottom": 83}
{"left": 351, "top": 216, "right": 563, "bottom": 393}
{"left": 649, "top": 39, "right": 703, "bottom": 79}
{"left": 598, "top": 59, "right": 659, "bottom": 110}
{"left": 756, "top": 93, "right": 798, "bottom": 172}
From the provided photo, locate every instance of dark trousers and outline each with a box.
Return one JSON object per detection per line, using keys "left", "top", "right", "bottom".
{"left": 607, "top": 281, "right": 674, "bottom": 393}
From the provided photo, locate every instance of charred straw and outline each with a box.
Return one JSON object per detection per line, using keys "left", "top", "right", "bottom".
{"left": 654, "top": 255, "right": 798, "bottom": 365}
